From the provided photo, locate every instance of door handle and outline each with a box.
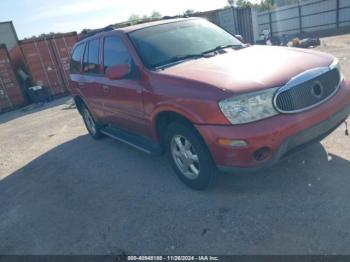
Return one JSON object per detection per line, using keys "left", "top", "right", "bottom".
{"left": 102, "top": 85, "right": 110, "bottom": 91}
{"left": 78, "top": 82, "right": 85, "bottom": 87}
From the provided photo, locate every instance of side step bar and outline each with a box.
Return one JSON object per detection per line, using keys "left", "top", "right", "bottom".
{"left": 100, "top": 126, "right": 163, "bottom": 155}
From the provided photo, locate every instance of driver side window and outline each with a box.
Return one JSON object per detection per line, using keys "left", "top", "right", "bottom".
{"left": 103, "top": 36, "right": 138, "bottom": 79}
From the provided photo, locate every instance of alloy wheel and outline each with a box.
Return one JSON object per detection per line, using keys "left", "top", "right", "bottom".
{"left": 171, "top": 135, "right": 200, "bottom": 179}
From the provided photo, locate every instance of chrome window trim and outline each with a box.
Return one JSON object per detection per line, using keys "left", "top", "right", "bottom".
{"left": 273, "top": 61, "right": 342, "bottom": 114}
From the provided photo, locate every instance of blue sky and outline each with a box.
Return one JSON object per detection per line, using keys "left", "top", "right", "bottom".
{"left": 0, "top": 0, "right": 260, "bottom": 40}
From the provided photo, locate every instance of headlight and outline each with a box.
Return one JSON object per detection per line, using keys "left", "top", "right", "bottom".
{"left": 329, "top": 57, "right": 344, "bottom": 81}
{"left": 218, "top": 88, "right": 279, "bottom": 124}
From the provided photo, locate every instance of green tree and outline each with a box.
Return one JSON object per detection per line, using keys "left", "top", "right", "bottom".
{"left": 128, "top": 14, "right": 141, "bottom": 24}
{"left": 150, "top": 10, "right": 162, "bottom": 19}
{"left": 259, "top": 0, "right": 274, "bottom": 10}
{"left": 236, "top": 0, "right": 254, "bottom": 7}
{"left": 227, "top": 0, "right": 235, "bottom": 6}
{"left": 224, "top": 0, "right": 278, "bottom": 10}
{"left": 183, "top": 9, "right": 194, "bottom": 16}
{"left": 275, "top": 0, "right": 308, "bottom": 7}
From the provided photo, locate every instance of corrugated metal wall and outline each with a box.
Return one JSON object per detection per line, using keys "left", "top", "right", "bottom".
{"left": 257, "top": 0, "right": 350, "bottom": 36}
{"left": 218, "top": 8, "right": 237, "bottom": 36}
{"left": 0, "top": 45, "right": 26, "bottom": 112}
{"left": 49, "top": 33, "right": 77, "bottom": 90}
{"left": 8, "top": 44, "right": 26, "bottom": 71}
{"left": 20, "top": 38, "right": 66, "bottom": 96}
{"left": 340, "top": 0, "right": 350, "bottom": 27}
{"left": 236, "top": 8, "right": 255, "bottom": 44}
{"left": 195, "top": 7, "right": 256, "bottom": 44}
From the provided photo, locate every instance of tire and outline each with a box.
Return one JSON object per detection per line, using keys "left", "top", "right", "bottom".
{"left": 165, "top": 121, "right": 217, "bottom": 190}
{"left": 80, "top": 104, "right": 103, "bottom": 139}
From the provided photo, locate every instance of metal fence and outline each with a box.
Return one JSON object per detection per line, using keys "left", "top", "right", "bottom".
{"left": 194, "top": 7, "right": 259, "bottom": 44}
{"left": 257, "top": 0, "right": 350, "bottom": 37}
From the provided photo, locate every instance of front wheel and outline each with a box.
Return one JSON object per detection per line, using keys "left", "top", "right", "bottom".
{"left": 165, "top": 121, "right": 217, "bottom": 190}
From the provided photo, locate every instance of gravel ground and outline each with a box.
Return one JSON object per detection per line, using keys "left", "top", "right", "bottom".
{"left": 316, "top": 34, "right": 350, "bottom": 79}
{"left": 0, "top": 35, "right": 350, "bottom": 255}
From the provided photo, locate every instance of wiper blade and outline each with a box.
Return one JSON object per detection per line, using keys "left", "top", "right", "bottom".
{"left": 153, "top": 44, "right": 244, "bottom": 69}
{"left": 153, "top": 53, "right": 204, "bottom": 69}
{"left": 202, "top": 44, "right": 244, "bottom": 54}
{"left": 170, "top": 53, "right": 204, "bottom": 62}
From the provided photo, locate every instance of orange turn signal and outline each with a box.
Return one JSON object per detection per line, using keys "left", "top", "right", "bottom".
{"left": 218, "top": 138, "right": 248, "bottom": 148}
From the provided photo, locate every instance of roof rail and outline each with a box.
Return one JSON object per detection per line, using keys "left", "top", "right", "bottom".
{"left": 78, "top": 15, "right": 187, "bottom": 41}
{"left": 78, "top": 25, "right": 116, "bottom": 41}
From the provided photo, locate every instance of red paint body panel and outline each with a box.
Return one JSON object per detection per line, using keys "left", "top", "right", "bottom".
{"left": 69, "top": 21, "right": 350, "bottom": 169}
{"left": 0, "top": 45, "right": 26, "bottom": 111}
{"left": 159, "top": 46, "right": 334, "bottom": 94}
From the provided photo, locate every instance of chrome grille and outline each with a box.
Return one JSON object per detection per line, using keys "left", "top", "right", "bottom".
{"left": 274, "top": 68, "right": 341, "bottom": 113}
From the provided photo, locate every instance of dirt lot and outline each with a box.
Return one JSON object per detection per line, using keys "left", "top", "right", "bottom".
{"left": 0, "top": 34, "right": 350, "bottom": 255}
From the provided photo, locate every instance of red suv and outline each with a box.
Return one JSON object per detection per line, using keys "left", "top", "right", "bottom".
{"left": 69, "top": 18, "right": 350, "bottom": 189}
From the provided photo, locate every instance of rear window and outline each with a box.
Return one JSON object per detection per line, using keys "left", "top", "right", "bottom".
{"left": 70, "top": 43, "right": 84, "bottom": 74}
{"left": 83, "top": 39, "right": 100, "bottom": 74}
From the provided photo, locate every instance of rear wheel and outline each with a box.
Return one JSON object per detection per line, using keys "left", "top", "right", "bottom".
{"left": 81, "top": 104, "right": 103, "bottom": 139}
{"left": 165, "top": 121, "right": 217, "bottom": 190}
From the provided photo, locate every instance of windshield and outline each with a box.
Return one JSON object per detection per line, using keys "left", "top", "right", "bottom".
{"left": 129, "top": 19, "right": 243, "bottom": 69}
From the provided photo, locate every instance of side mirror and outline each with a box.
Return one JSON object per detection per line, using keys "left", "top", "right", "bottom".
{"left": 235, "top": 34, "right": 245, "bottom": 43}
{"left": 106, "top": 64, "right": 130, "bottom": 80}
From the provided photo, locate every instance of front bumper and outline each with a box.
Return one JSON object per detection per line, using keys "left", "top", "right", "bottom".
{"left": 219, "top": 104, "right": 350, "bottom": 173}
{"left": 195, "top": 79, "right": 350, "bottom": 172}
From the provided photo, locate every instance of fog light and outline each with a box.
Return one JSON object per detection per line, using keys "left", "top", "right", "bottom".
{"left": 253, "top": 147, "right": 271, "bottom": 161}
{"left": 218, "top": 138, "right": 248, "bottom": 148}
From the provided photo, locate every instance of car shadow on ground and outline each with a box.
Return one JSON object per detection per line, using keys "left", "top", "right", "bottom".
{"left": 1, "top": 135, "right": 350, "bottom": 254}
{"left": 0, "top": 96, "right": 73, "bottom": 125}
{"left": 2, "top": 134, "right": 347, "bottom": 195}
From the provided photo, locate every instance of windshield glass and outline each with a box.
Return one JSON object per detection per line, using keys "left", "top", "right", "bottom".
{"left": 129, "top": 19, "right": 243, "bottom": 69}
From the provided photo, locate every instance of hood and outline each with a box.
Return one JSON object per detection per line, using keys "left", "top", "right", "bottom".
{"left": 157, "top": 45, "right": 334, "bottom": 94}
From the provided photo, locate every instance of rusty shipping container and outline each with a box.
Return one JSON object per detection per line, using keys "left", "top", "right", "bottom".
{"left": 18, "top": 32, "right": 77, "bottom": 96}
{"left": 8, "top": 44, "right": 27, "bottom": 73}
{"left": 0, "top": 44, "right": 26, "bottom": 112}
{"left": 49, "top": 32, "right": 78, "bottom": 91}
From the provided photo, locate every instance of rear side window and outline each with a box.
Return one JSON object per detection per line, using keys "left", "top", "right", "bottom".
{"left": 103, "top": 36, "right": 132, "bottom": 72}
{"left": 83, "top": 39, "right": 100, "bottom": 74}
{"left": 70, "top": 43, "right": 84, "bottom": 74}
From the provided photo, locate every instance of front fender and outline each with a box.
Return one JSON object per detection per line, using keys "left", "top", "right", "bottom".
{"left": 151, "top": 102, "right": 204, "bottom": 125}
